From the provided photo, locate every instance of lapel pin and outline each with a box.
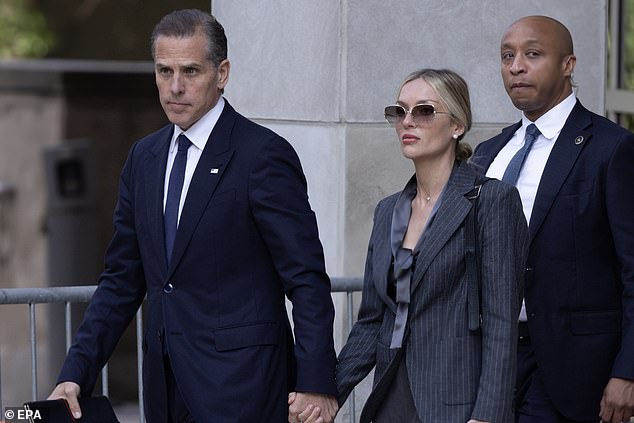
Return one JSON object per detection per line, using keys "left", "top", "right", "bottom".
{"left": 574, "top": 136, "right": 584, "bottom": 145}
{"left": 210, "top": 168, "right": 219, "bottom": 174}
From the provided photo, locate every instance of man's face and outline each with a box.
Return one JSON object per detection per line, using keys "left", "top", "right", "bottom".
{"left": 500, "top": 17, "right": 575, "bottom": 121}
{"left": 154, "top": 31, "right": 229, "bottom": 130}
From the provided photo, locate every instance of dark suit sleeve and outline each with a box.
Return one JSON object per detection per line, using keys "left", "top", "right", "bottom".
{"left": 471, "top": 181, "right": 528, "bottom": 422}
{"left": 248, "top": 135, "right": 337, "bottom": 395}
{"left": 335, "top": 201, "right": 388, "bottom": 405}
{"left": 606, "top": 132, "right": 634, "bottom": 380}
{"left": 57, "top": 143, "right": 147, "bottom": 393}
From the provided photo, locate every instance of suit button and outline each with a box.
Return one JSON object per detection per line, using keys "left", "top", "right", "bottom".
{"left": 157, "top": 331, "right": 162, "bottom": 342}
{"left": 163, "top": 283, "right": 174, "bottom": 293}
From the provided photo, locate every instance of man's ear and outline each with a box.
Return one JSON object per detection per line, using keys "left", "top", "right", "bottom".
{"left": 217, "top": 59, "right": 230, "bottom": 91}
{"left": 563, "top": 54, "right": 576, "bottom": 78}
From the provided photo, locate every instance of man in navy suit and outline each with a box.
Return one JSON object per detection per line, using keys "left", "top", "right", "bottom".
{"left": 47, "top": 9, "right": 338, "bottom": 423}
{"left": 472, "top": 15, "right": 634, "bottom": 423}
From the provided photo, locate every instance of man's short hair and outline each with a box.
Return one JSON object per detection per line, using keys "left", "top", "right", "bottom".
{"left": 150, "top": 9, "right": 227, "bottom": 66}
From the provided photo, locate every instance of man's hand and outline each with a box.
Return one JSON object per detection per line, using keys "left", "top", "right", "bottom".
{"left": 288, "top": 392, "right": 338, "bottom": 423}
{"left": 599, "top": 377, "right": 634, "bottom": 423}
{"left": 47, "top": 382, "right": 82, "bottom": 419}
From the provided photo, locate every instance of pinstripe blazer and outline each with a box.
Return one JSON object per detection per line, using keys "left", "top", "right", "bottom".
{"left": 336, "top": 161, "right": 528, "bottom": 422}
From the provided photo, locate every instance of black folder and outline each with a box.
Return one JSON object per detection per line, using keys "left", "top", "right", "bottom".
{"left": 23, "top": 396, "right": 119, "bottom": 423}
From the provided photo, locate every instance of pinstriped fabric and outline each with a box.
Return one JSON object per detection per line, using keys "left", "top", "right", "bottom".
{"left": 336, "top": 161, "right": 528, "bottom": 423}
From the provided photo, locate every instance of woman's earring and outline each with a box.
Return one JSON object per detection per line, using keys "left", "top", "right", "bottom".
{"left": 452, "top": 134, "right": 458, "bottom": 139}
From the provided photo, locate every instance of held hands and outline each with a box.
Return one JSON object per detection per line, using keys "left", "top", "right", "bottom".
{"left": 47, "top": 381, "right": 82, "bottom": 419}
{"left": 287, "top": 392, "right": 488, "bottom": 423}
{"left": 599, "top": 377, "right": 634, "bottom": 423}
{"left": 288, "top": 392, "right": 338, "bottom": 423}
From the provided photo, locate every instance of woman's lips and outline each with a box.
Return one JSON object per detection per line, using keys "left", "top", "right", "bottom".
{"left": 401, "top": 134, "right": 419, "bottom": 145}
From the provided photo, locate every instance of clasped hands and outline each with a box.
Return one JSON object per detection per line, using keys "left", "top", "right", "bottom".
{"left": 287, "top": 392, "right": 492, "bottom": 423}
{"left": 288, "top": 392, "right": 338, "bottom": 423}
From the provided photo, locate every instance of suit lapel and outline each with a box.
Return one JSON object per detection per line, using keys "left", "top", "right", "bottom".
{"left": 472, "top": 122, "right": 520, "bottom": 171}
{"left": 145, "top": 125, "right": 174, "bottom": 274}
{"left": 528, "top": 101, "right": 591, "bottom": 241}
{"left": 410, "top": 162, "right": 476, "bottom": 294}
{"left": 166, "top": 102, "right": 237, "bottom": 277}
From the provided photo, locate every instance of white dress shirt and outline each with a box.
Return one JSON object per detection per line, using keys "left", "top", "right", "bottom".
{"left": 486, "top": 93, "right": 576, "bottom": 320}
{"left": 163, "top": 97, "right": 225, "bottom": 224}
{"left": 486, "top": 93, "right": 577, "bottom": 224}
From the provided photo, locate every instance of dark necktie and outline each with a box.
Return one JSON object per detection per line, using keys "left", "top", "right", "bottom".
{"left": 164, "top": 134, "right": 191, "bottom": 264}
{"left": 502, "top": 123, "right": 541, "bottom": 185}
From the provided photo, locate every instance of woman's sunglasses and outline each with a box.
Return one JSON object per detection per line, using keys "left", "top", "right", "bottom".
{"left": 384, "top": 104, "right": 451, "bottom": 126}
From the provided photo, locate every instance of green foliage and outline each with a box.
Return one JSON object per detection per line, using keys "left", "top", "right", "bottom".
{"left": 620, "top": 0, "right": 634, "bottom": 130}
{"left": 0, "top": 0, "right": 55, "bottom": 58}
{"left": 624, "top": 1, "right": 634, "bottom": 90}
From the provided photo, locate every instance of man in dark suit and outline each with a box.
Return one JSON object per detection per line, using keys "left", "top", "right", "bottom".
{"left": 471, "top": 15, "right": 634, "bottom": 423}
{"left": 47, "top": 9, "right": 338, "bottom": 423}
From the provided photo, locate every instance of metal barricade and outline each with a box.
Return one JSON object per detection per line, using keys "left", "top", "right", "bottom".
{"left": 0, "top": 277, "right": 363, "bottom": 423}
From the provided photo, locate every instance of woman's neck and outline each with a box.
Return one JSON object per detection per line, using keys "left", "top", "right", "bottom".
{"left": 412, "top": 154, "right": 454, "bottom": 203}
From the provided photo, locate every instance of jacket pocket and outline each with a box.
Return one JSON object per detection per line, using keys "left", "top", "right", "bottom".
{"left": 442, "top": 335, "right": 480, "bottom": 405}
{"left": 214, "top": 320, "right": 279, "bottom": 351}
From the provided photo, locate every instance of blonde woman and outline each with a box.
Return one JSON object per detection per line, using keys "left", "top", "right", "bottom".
{"left": 293, "top": 69, "right": 528, "bottom": 423}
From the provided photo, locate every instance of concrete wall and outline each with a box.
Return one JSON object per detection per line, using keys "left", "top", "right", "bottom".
{"left": 213, "top": 1, "right": 606, "bottom": 419}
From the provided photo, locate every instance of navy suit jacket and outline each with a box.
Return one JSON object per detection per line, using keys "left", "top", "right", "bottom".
{"left": 471, "top": 100, "right": 634, "bottom": 420}
{"left": 58, "top": 101, "right": 337, "bottom": 422}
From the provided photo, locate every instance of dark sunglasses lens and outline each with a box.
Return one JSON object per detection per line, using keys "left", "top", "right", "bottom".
{"left": 384, "top": 106, "right": 406, "bottom": 123}
{"left": 412, "top": 104, "right": 435, "bottom": 119}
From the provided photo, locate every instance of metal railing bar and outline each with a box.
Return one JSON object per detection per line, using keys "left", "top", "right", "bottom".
{"left": 1, "top": 347, "right": 3, "bottom": 414}
{"left": 331, "top": 277, "right": 363, "bottom": 292}
{"left": 0, "top": 286, "right": 96, "bottom": 305}
{"left": 102, "top": 364, "right": 108, "bottom": 397}
{"left": 346, "top": 291, "right": 356, "bottom": 423}
{"left": 0, "top": 279, "right": 363, "bottom": 305}
{"left": 65, "top": 302, "right": 72, "bottom": 351}
{"left": 29, "top": 303, "right": 37, "bottom": 401}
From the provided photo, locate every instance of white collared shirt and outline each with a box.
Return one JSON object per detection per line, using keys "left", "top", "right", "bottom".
{"left": 486, "top": 93, "right": 577, "bottom": 224}
{"left": 163, "top": 97, "right": 225, "bottom": 224}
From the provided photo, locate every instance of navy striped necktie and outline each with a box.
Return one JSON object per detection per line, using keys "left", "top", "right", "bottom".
{"left": 164, "top": 134, "right": 191, "bottom": 264}
{"left": 502, "top": 123, "right": 541, "bottom": 185}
